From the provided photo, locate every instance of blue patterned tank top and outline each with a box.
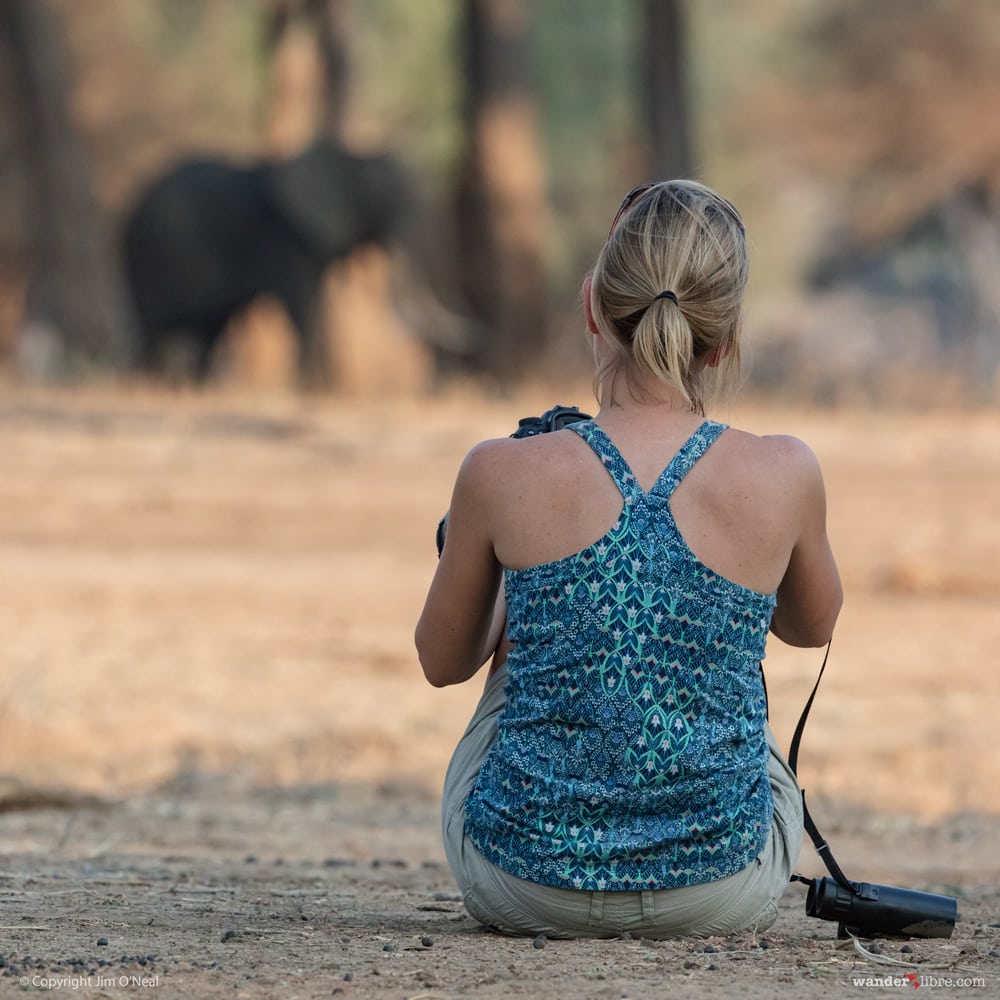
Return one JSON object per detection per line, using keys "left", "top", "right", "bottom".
{"left": 464, "top": 420, "right": 777, "bottom": 891}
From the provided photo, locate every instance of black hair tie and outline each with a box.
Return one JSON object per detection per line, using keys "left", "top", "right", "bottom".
{"left": 654, "top": 290, "right": 678, "bottom": 304}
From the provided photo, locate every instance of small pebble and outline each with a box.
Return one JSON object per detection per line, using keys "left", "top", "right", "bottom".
{"left": 901, "top": 944, "right": 914, "bottom": 954}
{"left": 702, "top": 944, "right": 716, "bottom": 954}
{"left": 421, "top": 936, "right": 434, "bottom": 948}
{"left": 532, "top": 935, "right": 547, "bottom": 949}
{"left": 758, "top": 939, "right": 770, "bottom": 950}
{"left": 707, "top": 963, "right": 718, "bottom": 971}
{"left": 343, "top": 972, "right": 353, "bottom": 982}
{"left": 221, "top": 929, "right": 239, "bottom": 943}
{"left": 96, "top": 937, "right": 108, "bottom": 947}
{"left": 244, "top": 855, "right": 257, "bottom": 864}
{"left": 683, "top": 959, "right": 698, "bottom": 969}
{"left": 382, "top": 942, "right": 395, "bottom": 953}
{"left": 869, "top": 941, "right": 884, "bottom": 954}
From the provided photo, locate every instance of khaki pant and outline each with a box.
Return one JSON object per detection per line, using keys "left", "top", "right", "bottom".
{"left": 442, "top": 663, "right": 804, "bottom": 939}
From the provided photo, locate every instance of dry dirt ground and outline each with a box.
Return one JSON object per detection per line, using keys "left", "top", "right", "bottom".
{"left": 0, "top": 382, "right": 998, "bottom": 998}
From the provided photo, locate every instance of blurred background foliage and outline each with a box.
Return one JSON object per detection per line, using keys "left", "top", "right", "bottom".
{"left": 1, "top": 0, "right": 999, "bottom": 403}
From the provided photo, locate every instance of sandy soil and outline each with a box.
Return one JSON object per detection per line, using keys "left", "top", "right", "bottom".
{"left": 0, "top": 383, "right": 998, "bottom": 998}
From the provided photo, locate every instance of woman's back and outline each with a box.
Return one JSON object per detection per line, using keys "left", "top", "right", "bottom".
{"left": 464, "top": 417, "right": 779, "bottom": 891}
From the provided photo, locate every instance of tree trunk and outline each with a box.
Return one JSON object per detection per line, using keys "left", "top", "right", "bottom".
{"left": 0, "top": 0, "right": 135, "bottom": 374}
{"left": 312, "top": 0, "right": 351, "bottom": 140}
{"left": 455, "top": 0, "right": 548, "bottom": 383}
{"left": 263, "top": 0, "right": 351, "bottom": 153}
{"left": 257, "top": 0, "right": 354, "bottom": 388}
{"left": 642, "top": 0, "right": 693, "bottom": 180}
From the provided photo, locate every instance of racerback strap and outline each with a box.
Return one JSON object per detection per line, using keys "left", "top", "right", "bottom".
{"left": 568, "top": 420, "right": 728, "bottom": 500}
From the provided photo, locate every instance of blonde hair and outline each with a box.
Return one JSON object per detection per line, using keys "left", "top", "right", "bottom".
{"left": 588, "top": 180, "right": 748, "bottom": 415}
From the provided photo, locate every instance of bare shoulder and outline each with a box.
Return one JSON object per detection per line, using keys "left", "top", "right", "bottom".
{"left": 455, "top": 434, "right": 545, "bottom": 496}
{"left": 455, "top": 436, "right": 518, "bottom": 495}
{"left": 720, "top": 428, "right": 823, "bottom": 478}
{"left": 704, "top": 429, "right": 829, "bottom": 519}
{"left": 462, "top": 428, "right": 580, "bottom": 474}
{"left": 456, "top": 429, "right": 584, "bottom": 510}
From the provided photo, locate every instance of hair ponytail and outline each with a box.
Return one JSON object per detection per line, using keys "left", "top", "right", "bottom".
{"left": 630, "top": 304, "right": 698, "bottom": 410}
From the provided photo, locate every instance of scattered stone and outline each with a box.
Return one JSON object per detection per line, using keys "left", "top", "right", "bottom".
{"left": 683, "top": 959, "right": 698, "bottom": 970}
{"left": 758, "top": 939, "right": 770, "bottom": 950}
{"left": 96, "top": 937, "right": 109, "bottom": 947}
{"left": 707, "top": 963, "right": 719, "bottom": 971}
{"left": 244, "top": 855, "right": 257, "bottom": 864}
{"left": 382, "top": 942, "right": 395, "bottom": 953}
{"left": 901, "top": 944, "right": 914, "bottom": 954}
{"left": 702, "top": 944, "right": 716, "bottom": 953}
{"left": 343, "top": 972, "right": 353, "bottom": 981}
{"left": 421, "top": 936, "right": 434, "bottom": 948}
{"left": 868, "top": 941, "right": 884, "bottom": 954}
{"left": 532, "top": 935, "right": 547, "bottom": 949}
{"left": 221, "top": 929, "right": 240, "bottom": 943}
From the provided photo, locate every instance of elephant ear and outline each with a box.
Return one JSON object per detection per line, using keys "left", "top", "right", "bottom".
{"left": 263, "top": 140, "right": 409, "bottom": 262}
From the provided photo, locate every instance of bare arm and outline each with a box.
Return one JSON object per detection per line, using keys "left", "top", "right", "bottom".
{"left": 769, "top": 439, "right": 843, "bottom": 647}
{"left": 415, "top": 442, "right": 506, "bottom": 687}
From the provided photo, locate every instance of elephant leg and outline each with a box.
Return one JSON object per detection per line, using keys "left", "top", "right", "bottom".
{"left": 193, "top": 329, "right": 222, "bottom": 381}
{"left": 151, "top": 324, "right": 224, "bottom": 384}
{"left": 273, "top": 260, "right": 330, "bottom": 388}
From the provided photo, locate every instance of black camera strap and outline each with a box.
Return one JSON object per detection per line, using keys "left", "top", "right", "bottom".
{"left": 785, "top": 640, "right": 857, "bottom": 893}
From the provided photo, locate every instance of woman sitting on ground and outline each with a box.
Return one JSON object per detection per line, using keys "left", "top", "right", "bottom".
{"left": 415, "top": 180, "right": 843, "bottom": 939}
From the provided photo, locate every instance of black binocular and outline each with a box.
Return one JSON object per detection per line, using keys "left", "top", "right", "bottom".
{"left": 796, "top": 874, "right": 957, "bottom": 939}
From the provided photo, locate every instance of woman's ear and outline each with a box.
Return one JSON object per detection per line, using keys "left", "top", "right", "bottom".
{"left": 582, "top": 274, "right": 599, "bottom": 336}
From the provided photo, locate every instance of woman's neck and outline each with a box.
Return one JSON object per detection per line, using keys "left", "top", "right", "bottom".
{"left": 595, "top": 369, "right": 697, "bottom": 421}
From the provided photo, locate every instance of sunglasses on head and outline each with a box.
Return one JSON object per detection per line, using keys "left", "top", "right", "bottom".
{"left": 607, "top": 182, "right": 747, "bottom": 241}
{"left": 607, "top": 182, "right": 655, "bottom": 238}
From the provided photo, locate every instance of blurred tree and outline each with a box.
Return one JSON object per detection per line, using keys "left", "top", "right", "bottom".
{"left": 752, "top": 0, "right": 1000, "bottom": 388}
{"left": 747, "top": 0, "right": 1000, "bottom": 242}
{"left": 263, "top": 0, "right": 352, "bottom": 154}
{"left": 642, "top": 0, "right": 692, "bottom": 180}
{"left": 454, "top": 0, "right": 549, "bottom": 382}
{"left": 315, "top": 0, "right": 351, "bottom": 136}
{"left": 0, "top": 0, "right": 135, "bottom": 373}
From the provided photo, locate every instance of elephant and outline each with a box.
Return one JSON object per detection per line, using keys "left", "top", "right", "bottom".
{"left": 122, "top": 139, "right": 462, "bottom": 382}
